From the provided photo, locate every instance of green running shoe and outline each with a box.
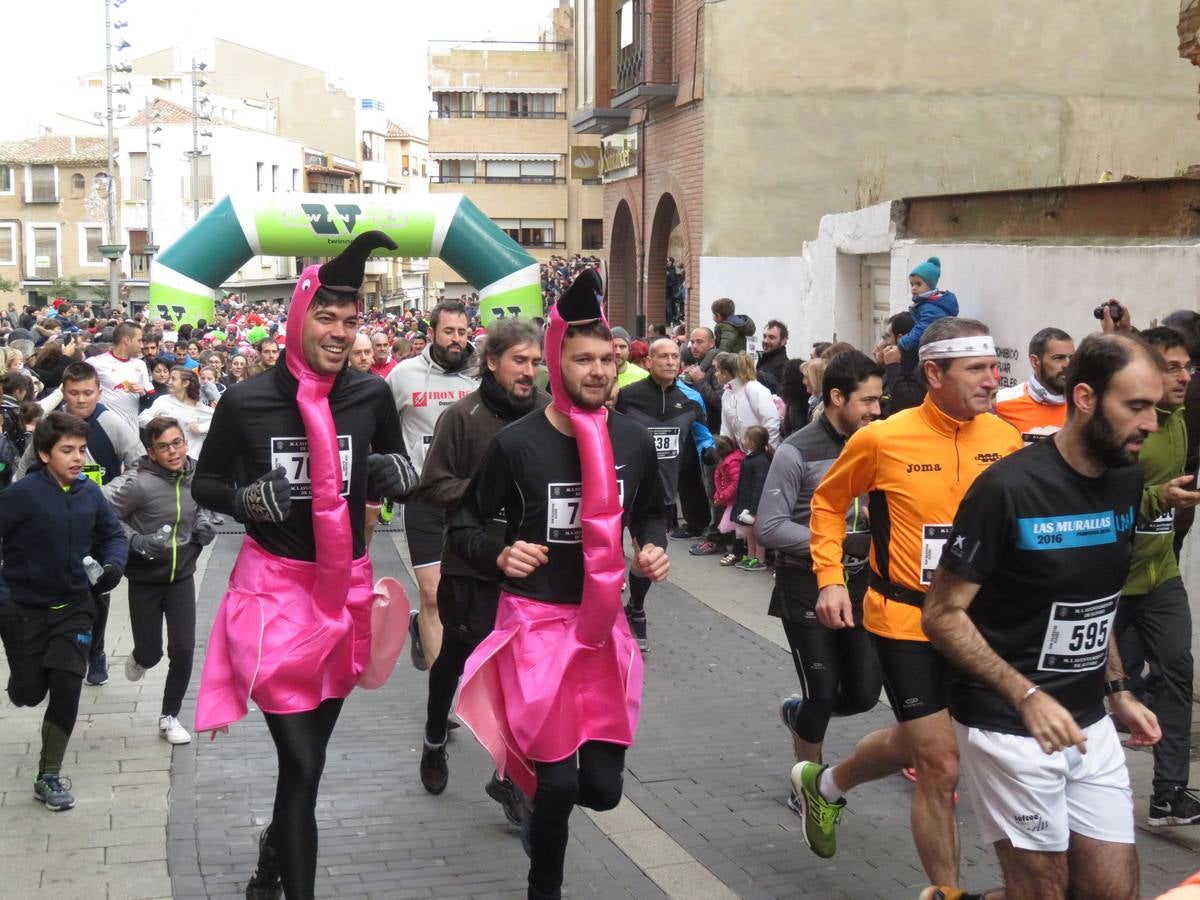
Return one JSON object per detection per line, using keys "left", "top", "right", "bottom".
{"left": 379, "top": 499, "right": 394, "bottom": 524}
{"left": 791, "top": 761, "right": 844, "bottom": 859}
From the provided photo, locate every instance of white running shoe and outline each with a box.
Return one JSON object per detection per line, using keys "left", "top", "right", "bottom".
{"left": 125, "top": 656, "right": 147, "bottom": 682}
{"left": 159, "top": 715, "right": 192, "bottom": 745}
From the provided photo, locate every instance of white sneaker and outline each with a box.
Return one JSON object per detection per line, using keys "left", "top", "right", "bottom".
{"left": 125, "top": 656, "right": 147, "bottom": 682}
{"left": 158, "top": 715, "right": 191, "bottom": 745}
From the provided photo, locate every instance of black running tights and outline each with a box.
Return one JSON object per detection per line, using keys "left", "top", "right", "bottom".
{"left": 425, "top": 630, "right": 476, "bottom": 744}
{"left": 528, "top": 741, "right": 626, "bottom": 900}
{"left": 263, "top": 698, "right": 344, "bottom": 900}
{"left": 781, "top": 618, "right": 881, "bottom": 744}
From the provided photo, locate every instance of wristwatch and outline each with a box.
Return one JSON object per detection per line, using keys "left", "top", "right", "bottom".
{"left": 1104, "top": 677, "right": 1133, "bottom": 696}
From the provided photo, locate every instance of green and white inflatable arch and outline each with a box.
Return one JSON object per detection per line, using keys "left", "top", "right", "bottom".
{"left": 149, "top": 193, "right": 542, "bottom": 326}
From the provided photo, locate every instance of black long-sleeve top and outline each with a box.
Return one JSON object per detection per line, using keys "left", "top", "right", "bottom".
{"left": 446, "top": 409, "right": 666, "bottom": 605}
{"left": 193, "top": 352, "right": 406, "bottom": 562}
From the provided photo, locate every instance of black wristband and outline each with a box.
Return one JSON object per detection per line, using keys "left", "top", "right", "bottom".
{"left": 1105, "top": 677, "right": 1133, "bottom": 696}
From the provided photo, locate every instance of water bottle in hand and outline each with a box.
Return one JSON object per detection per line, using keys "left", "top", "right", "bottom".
{"left": 82, "top": 555, "right": 103, "bottom": 586}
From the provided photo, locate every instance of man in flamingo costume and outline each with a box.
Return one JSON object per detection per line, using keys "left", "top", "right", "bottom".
{"left": 448, "top": 268, "right": 670, "bottom": 900}
{"left": 193, "top": 231, "right": 418, "bottom": 900}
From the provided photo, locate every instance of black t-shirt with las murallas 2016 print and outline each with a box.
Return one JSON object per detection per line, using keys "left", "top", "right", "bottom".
{"left": 938, "top": 439, "right": 1142, "bottom": 736}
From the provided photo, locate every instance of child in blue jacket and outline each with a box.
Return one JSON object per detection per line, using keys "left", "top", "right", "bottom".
{"left": 0, "top": 412, "right": 128, "bottom": 811}
{"left": 897, "top": 257, "right": 959, "bottom": 352}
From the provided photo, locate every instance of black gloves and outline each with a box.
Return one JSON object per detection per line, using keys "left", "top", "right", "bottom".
{"left": 367, "top": 453, "right": 418, "bottom": 501}
{"left": 130, "top": 530, "right": 172, "bottom": 560}
{"left": 191, "top": 519, "right": 216, "bottom": 547}
{"left": 94, "top": 564, "right": 123, "bottom": 594}
{"left": 701, "top": 446, "right": 719, "bottom": 466}
{"left": 233, "top": 466, "right": 292, "bottom": 523}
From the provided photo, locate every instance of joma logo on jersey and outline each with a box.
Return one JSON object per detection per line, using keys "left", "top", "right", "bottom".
{"left": 975, "top": 452, "right": 1002, "bottom": 464}
{"left": 412, "top": 390, "right": 467, "bottom": 408}
{"left": 906, "top": 462, "right": 942, "bottom": 474}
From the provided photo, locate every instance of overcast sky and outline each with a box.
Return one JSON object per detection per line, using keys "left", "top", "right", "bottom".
{"left": 2, "top": 0, "right": 565, "bottom": 138}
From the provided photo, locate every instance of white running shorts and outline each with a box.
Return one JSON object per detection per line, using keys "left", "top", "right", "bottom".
{"left": 954, "top": 716, "right": 1134, "bottom": 852}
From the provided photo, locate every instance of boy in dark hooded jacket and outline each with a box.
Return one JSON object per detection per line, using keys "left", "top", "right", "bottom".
{"left": 0, "top": 411, "right": 127, "bottom": 811}
{"left": 712, "top": 297, "right": 756, "bottom": 354}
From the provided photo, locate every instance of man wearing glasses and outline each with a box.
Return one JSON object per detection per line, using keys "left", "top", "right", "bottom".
{"left": 1113, "top": 326, "right": 1200, "bottom": 828}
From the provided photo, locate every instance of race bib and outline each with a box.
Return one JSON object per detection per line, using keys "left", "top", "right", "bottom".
{"left": 920, "top": 524, "right": 952, "bottom": 585}
{"left": 81, "top": 463, "right": 104, "bottom": 486}
{"left": 422, "top": 434, "right": 434, "bottom": 449}
{"left": 270, "top": 435, "right": 352, "bottom": 499}
{"left": 1038, "top": 593, "right": 1119, "bottom": 673}
{"left": 1136, "top": 509, "right": 1175, "bottom": 535}
{"left": 547, "top": 480, "right": 625, "bottom": 544}
{"left": 649, "top": 427, "right": 680, "bottom": 460}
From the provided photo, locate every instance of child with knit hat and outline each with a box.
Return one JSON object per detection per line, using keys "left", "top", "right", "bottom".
{"left": 896, "top": 257, "right": 959, "bottom": 353}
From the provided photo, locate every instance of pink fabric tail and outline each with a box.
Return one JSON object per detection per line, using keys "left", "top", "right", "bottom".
{"left": 358, "top": 577, "right": 412, "bottom": 689}
{"left": 570, "top": 407, "right": 625, "bottom": 648}
{"left": 194, "top": 538, "right": 375, "bottom": 732}
{"left": 455, "top": 593, "right": 643, "bottom": 799}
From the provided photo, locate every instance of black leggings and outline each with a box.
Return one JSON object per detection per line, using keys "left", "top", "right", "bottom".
{"left": 90, "top": 590, "right": 110, "bottom": 658}
{"left": 263, "top": 698, "right": 344, "bottom": 900}
{"left": 781, "top": 618, "right": 881, "bottom": 743}
{"left": 128, "top": 577, "right": 196, "bottom": 717}
{"left": 529, "top": 741, "right": 626, "bottom": 900}
{"left": 425, "top": 630, "right": 475, "bottom": 744}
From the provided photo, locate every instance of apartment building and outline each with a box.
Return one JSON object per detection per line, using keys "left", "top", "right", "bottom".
{"left": 358, "top": 99, "right": 431, "bottom": 309}
{"left": 427, "top": 1, "right": 602, "bottom": 297}
{"left": 571, "top": 0, "right": 1200, "bottom": 335}
{"left": 0, "top": 136, "right": 114, "bottom": 308}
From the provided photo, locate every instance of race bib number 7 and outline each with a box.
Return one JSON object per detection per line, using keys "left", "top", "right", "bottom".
{"left": 1038, "top": 593, "right": 1119, "bottom": 673}
{"left": 547, "top": 481, "right": 625, "bottom": 544}
{"left": 270, "top": 435, "right": 353, "bottom": 499}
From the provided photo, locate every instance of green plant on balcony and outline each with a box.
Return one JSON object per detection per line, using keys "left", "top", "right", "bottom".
{"left": 47, "top": 276, "right": 81, "bottom": 302}
{"left": 0, "top": 276, "right": 16, "bottom": 294}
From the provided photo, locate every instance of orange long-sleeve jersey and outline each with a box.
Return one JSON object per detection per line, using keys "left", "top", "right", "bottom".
{"left": 994, "top": 382, "right": 1067, "bottom": 445}
{"left": 810, "top": 395, "right": 1023, "bottom": 641}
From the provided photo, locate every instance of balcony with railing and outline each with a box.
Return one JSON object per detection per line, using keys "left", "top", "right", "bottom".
{"left": 430, "top": 175, "right": 565, "bottom": 185}
{"left": 182, "top": 175, "right": 214, "bottom": 202}
{"left": 131, "top": 254, "right": 152, "bottom": 278}
{"left": 612, "top": 0, "right": 676, "bottom": 108}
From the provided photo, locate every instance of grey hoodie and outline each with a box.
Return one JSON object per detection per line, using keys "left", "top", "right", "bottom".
{"left": 103, "top": 456, "right": 209, "bottom": 584}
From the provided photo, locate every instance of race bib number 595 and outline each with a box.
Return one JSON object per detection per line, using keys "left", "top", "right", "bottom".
{"left": 270, "top": 435, "right": 352, "bottom": 499}
{"left": 1038, "top": 593, "right": 1119, "bottom": 672}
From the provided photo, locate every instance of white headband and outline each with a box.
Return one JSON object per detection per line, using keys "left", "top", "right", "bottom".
{"left": 918, "top": 335, "right": 996, "bottom": 362}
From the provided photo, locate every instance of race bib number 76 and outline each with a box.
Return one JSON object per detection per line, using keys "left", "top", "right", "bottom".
{"left": 270, "top": 435, "right": 352, "bottom": 499}
{"left": 547, "top": 481, "right": 625, "bottom": 544}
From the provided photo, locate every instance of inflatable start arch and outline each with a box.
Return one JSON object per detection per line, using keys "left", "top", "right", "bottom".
{"left": 149, "top": 193, "right": 542, "bottom": 326}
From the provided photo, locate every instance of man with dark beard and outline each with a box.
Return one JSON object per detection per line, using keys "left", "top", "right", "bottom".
{"left": 995, "top": 327, "right": 1074, "bottom": 445}
{"left": 414, "top": 318, "right": 548, "bottom": 824}
{"left": 447, "top": 270, "right": 668, "bottom": 900}
{"left": 386, "top": 300, "right": 479, "bottom": 671}
{"left": 923, "top": 332, "right": 1199, "bottom": 900}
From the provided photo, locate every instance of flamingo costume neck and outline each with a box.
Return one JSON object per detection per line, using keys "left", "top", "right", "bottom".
{"left": 543, "top": 294, "right": 624, "bottom": 646}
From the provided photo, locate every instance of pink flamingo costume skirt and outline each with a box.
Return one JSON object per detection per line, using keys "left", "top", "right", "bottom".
{"left": 195, "top": 536, "right": 375, "bottom": 732}
{"left": 454, "top": 591, "right": 645, "bottom": 798}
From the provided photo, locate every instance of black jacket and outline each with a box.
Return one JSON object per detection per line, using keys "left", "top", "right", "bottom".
{"left": 733, "top": 450, "right": 772, "bottom": 519}
{"left": 756, "top": 346, "right": 789, "bottom": 393}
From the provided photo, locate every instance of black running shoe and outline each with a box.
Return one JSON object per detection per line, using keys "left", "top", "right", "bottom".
{"left": 245, "top": 826, "right": 282, "bottom": 900}
{"left": 86, "top": 651, "right": 109, "bottom": 686}
{"left": 780, "top": 694, "right": 805, "bottom": 737}
{"left": 33, "top": 773, "right": 75, "bottom": 811}
{"left": 486, "top": 771, "right": 531, "bottom": 827}
{"left": 420, "top": 743, "right": 448, "bottom": 795}
{"left": 624, "top": 606, "right": 649, "bottom": 653}
{"left": 408, "top": 610, "right": 427, "bottom": 672}
{"left": 1148, "top": 786, "right": 1200, "bottom": 827}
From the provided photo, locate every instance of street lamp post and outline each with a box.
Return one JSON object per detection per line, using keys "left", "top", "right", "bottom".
{"left": 143, "top": 102, "right": 160, "bottom": 275}
{"left": 100, "top": 0, "right": 127, "bottom": 308}
{"left": 189, "top": 58, "right": 209, "bottom": 222}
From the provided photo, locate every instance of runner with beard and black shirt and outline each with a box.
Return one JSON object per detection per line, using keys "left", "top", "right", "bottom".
{"left": 386, "top": 300, "right": 480, "bottom": 672}
{"left": 923, "top": 333, "right": 1200, "bottom": 900}
{"left": 415, "top": 318, "right": 549, "bottom": 824}
{"left": 615, "top": 336, "right": 711, "bottom": 651}
{"left": 192, "top": 233, "right": 418, "bottom": 900}
{"left": 447, "top": 270, "right": 669, "bottom": 900}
